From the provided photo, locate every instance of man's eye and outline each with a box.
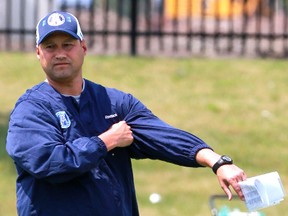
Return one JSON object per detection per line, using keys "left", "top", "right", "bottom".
{"left": 63, "top": 43, "right": 74, "bottom": 49}
{"left": 45, "top": 44, "right": 55, "bottom": 49}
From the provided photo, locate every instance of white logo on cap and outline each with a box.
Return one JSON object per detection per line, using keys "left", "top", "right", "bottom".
{"left": 47, "top": 13, "right": 65, "bottom": 26}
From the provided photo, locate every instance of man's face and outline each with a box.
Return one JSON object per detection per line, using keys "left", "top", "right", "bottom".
{"left": 36, "top": 32, "right": 87, "bottom": 84}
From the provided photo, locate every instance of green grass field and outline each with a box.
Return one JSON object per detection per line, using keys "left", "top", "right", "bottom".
{"left": 1, "top": 52, "right": 287, "bottom": 216}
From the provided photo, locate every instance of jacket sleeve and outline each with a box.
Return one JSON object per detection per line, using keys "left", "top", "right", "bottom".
{"left": 6, "top": 100, "right": 107, "bottom": 183}
{"left": 123, "top": 94, "right": 213, "bottom": 167}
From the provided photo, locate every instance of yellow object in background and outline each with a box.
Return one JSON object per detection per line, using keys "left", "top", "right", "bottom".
{"left": 164, "top": 0, "right": 261, "bottom": 19}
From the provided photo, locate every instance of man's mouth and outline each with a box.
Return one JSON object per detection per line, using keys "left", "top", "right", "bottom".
{"left": 54, "top": 63, "right": 69, "bottom": 67}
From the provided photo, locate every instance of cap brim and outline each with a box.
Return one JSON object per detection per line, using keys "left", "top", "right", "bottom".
{"left": 37, "top": 29, "right": 80, "bottom": 45}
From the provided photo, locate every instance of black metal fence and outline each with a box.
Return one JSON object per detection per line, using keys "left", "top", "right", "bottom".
{"left": 1, "top": 0, "right": 288, "bottom": 58}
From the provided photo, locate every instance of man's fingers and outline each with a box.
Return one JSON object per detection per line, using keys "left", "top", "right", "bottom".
{"left": 217, "top": 165, "right": 247, "bottom": 201}
{"left": 221, "top": 177, "right": 245, "bottom": 201}
{"left": 222, "top": 184, "right": 233, "bottom": 200}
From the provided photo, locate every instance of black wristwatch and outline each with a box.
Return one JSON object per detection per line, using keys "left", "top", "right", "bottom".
{"left": 212, "top": 155, "right": 233, "bottom": 174}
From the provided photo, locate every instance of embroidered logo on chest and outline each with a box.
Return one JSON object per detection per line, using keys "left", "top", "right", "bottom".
{"left": 56, "top": 111, "right": 71, "bottom": 129}
{"left": 105, "top": 113, "right": 118, "bottom": 119}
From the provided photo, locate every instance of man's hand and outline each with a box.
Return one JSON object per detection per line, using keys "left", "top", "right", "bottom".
{"left": 216, "top": 164, "right": 246, "bottom": 200}
{"left": 196, "top": 148, "right": 246, "bottom": 200}
{"left": 98, "top": 121, "right": 134, "bottom": 151}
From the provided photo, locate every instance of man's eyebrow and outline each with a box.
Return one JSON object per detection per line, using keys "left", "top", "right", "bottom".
{"left": 41, "top": 40, "right": 52, "bottom": 44}
{"left": 64, "top": 38, "right": 77, "bottom": 43}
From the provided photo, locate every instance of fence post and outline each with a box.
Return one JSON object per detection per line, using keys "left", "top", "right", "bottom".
{"left": 130, "top": 0, "right": 138, "bottom": 56}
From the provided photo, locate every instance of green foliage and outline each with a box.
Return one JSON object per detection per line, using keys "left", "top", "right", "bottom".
{"left": 1, "top": 53, "right": 287, "bottom": 215}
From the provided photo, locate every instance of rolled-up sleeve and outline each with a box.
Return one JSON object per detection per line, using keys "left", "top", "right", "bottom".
{"left": 122, "top": 94, "right": 213, "bottom": 167}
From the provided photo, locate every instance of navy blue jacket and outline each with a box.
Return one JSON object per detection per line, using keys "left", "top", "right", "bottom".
{"left": 6, "top": 80, "right": 212, "bottom": 216}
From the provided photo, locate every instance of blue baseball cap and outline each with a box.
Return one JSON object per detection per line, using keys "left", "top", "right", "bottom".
{"left": 36, "top": 11, "right": 84, "bottom": 45}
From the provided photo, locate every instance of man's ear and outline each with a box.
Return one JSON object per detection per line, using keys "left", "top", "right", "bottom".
{"left": 36, "top": 46, "right": 40, "bottom": 60}
{"left": 81, "top": 40, "right": 87, "bottom": 54}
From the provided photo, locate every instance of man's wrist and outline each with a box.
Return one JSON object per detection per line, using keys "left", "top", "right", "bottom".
{"left": 212, "top": 155, "right": 233, "bottom": 174}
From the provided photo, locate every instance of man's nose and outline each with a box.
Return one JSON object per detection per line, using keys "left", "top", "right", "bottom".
{"left": 55, "top": 48, "right": 66, "bottom": 60}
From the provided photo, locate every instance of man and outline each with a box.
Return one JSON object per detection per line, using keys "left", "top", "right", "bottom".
{"left": 6, "top": 11, "right": 246, "bottom": 216}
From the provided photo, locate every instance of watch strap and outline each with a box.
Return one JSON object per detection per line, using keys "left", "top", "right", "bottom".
{"left": 212, "top": 155, "right": 233, "bottom": 174}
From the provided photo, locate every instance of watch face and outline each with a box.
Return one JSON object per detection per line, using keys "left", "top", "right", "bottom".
{"left": 222, "top": 155, "right": 232, "bottom": 162}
